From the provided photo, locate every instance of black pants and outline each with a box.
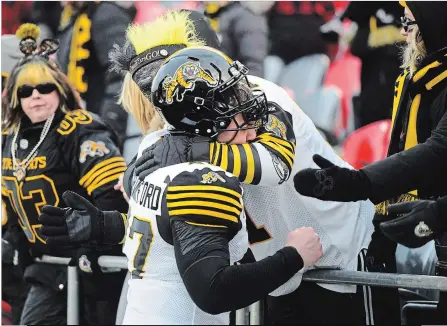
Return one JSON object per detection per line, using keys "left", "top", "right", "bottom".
{"left": 266, "top": 250, "right": 401, "bottom": 325}
{"left": 2, "top": 263, "right": 29, "bottom": 325}
{"left": 20, "top": 263, "right": 126, "bottom": 325}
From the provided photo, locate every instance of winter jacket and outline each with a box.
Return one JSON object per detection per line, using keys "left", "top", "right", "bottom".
{"left": 56, "top": 2, "right": 136, "bottom": 147}
{"left": 204, "top": 2, "right": 267, "bottom": 77}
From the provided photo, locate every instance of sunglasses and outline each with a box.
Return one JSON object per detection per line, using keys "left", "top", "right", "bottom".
{"left": 400, "top": 16, "right": 417, "bottom": 33}
{"left": 17, "top": 83, "right": 57, "bottom": 99}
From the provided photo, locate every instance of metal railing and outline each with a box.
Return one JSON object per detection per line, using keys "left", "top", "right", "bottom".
{"left": 36, "top": 255, "right": 446, "bottom": 325}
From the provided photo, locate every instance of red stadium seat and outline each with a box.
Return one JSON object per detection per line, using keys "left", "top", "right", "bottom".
{"left": 342, "top": 120, "right": 392, "bottom": 169}
{"left": 2, "top": 301, "right": 12, "bottom": 325}
{"left": 324, "top": 51, "right": 361, "bottom": 138}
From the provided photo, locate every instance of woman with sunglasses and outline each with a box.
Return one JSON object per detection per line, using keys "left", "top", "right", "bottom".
{"left": 294, "top": 1, "right": 447, "bottom": 323}
{"left": 1, "top": 24, "right": 129, "bottom": 325}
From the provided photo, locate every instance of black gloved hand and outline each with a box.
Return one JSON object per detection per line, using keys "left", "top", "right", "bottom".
{"left": 134, "top": 145, "right": 163, "bottom": 181}
{"left": 135, "top": 134, "right": 209, "bottom": 181}
{"left": 365, "top": 213, "right": 398, "bottom": 272}
{"left": 380, "top": 200, "right": 441, "bottom": 248}
{"left": 293, "top": 154, "right": 372, "bottom": 202}
{"left": 39, "top": 191, "right": 104, "bottom": 246}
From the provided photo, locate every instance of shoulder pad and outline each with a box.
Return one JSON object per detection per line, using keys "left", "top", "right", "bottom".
{"left": 57, "top": 109, "right": 105, "bottom": 136}
{"left": 167, "top": 165, "right": 243, "bottom": 228}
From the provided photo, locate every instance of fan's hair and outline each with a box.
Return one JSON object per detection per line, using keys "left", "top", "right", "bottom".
{"left": 109, "top": 9, "right": 205, "bottom": 133}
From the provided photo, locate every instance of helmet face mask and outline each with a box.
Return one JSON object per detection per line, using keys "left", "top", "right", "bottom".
{"left": 150, "top": 47, "right": 269, "bottom": 139}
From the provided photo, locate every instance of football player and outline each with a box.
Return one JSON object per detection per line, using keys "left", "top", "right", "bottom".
{"left": 40, "top": 10, "right": 382, "bottom": 325}
{"left": 1, "top": 24, "right": 128, "bottom": 325}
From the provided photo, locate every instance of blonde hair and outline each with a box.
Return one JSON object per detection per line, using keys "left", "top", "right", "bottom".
{"left": 115, "top": 10, "right": 206, "bottom": 134}
{"left": 2, "top": 57, "right": 84, "bottom": 132}
{"left": 118, "top": 74, "right": 164, "bottom": 134}
{"left": 401, "top": 26, "right": 427, "bottom": 76}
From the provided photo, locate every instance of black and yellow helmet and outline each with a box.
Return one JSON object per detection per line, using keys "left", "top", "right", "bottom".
{"left": 151, "top": 46, "right": 269, "bottom": 139}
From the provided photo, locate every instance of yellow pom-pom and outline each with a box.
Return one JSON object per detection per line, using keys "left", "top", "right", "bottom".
{"left": 16, "top": 23, "right": 40, "bottom": 41}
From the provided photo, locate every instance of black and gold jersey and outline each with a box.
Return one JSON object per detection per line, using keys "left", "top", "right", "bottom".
{"left": 123, "top": 156, "right": 248, "bottom": 324}
{"left": 2, "top": 109, "right": 129, "bottom": 256}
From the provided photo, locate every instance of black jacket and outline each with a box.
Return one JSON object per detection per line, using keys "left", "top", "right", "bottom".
{"left": 358, "top": 2, "right": 447, "bottom": 207}
{"left": 344, "top": 1, "right": 404, "bottom": 127}
{"left": 2, "top": 109, "right": 128, "bottom": 257}
{"left": 362, "top": 47, "right": 447, "bottom": 205}
{"left": 56, "top": 2, "right": 135, "bottom": 146}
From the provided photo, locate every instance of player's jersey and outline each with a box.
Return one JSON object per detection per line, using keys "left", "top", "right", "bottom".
{"left": 1, "top": 109, "right": 128, "bottom": 256}
{"left": 244, "top": 76, "right": 374, "bottom": 295}
{"left": 122, "top": 130, "right": 248, "bottom": 325}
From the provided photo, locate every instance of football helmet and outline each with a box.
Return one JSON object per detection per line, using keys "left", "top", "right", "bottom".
{"left": 151, "top": 46, "right": 269, "bottom": 138}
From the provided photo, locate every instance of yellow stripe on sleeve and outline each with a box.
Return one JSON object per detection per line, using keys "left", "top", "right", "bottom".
{"left": 79, "top": 157, "right": 126, "bottom": 186}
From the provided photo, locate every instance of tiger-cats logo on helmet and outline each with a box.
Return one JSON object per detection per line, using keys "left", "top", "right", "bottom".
{"left": 79, "top": 140, "right": 110, "bottom": 163}
{"left": 162, "top": 62, "right": 218, "bottom": 104}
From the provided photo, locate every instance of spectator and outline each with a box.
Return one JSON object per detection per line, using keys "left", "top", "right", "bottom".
{"left": 1, "top": 33, "right": 28, "bottom": 326}
{"left": 267, "top": 1, "right": 335, "bottom": 64}
{"left": 1, "top": 24, "right": 128, "bottom": 325}
{"left": 204, "top": 1, "right": 268, "bottom": 77}
{"left": 294, "top": 2, "right": 447, "bottom": 323}
{"left": 342, "top": 2, "right": 406, "bottom": 128}
{"left": 55, "top": 1, "right": 136, "bottom": 148}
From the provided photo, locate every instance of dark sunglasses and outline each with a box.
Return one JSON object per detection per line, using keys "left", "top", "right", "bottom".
{"left": 17, "top": 83, "right": 57, "bottom": 99}
{"left": 400, "top": 16, "right": 417, "bottom": 33}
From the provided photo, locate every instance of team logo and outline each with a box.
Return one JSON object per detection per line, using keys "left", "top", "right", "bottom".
{"left": 265, "top": 115, "right": 287, "bottom": 139}
{"left": 162, "top": 62, "right": 218, "bottom": 104}
{"left": 78, "top": 254, "right": 93, "bottom": 273}
{"left": 414, "top": 221, "right": 433, "bottom": 238}
{"left": 201, "top": 171, "right": 226, "bottom": 184}
{"left": 79, "top": 140, "right": 110, "bottom": 163}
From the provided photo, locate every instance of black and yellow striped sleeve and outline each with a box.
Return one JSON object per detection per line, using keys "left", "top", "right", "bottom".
{"left": 166, "top": 167, "right": 244, "bottom": 229}
{"left": 79, "top": 156, "right": 127, "bottom": 195}
{"left": 206, "top": 106, "right": 296, "bottom": 185}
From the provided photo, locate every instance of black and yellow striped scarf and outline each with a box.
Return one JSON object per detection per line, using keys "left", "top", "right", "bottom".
{"left": 376, "top": 47, "right": 447, "bottom": 214}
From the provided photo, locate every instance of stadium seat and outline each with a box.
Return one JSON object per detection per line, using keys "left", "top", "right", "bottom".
{"left": 342, "top": 119, "right": 391, "bottom": 169}
{"left": 2, "top": 301, "right": 12, "bottom": 326}
{"left": 324, "top": 52, "right": 361, "bottom": 138}
{"left": 277, "top": 54, "right": 330, "bottom": 106}
{"left": 263, "top": 55, "right": 285, "bottom": 84}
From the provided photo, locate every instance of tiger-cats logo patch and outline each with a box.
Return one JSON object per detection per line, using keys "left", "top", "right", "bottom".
{"left": 162, "top": 62, "right": 218, "bottom": 104}
{"left": 79, "top": 140, "right": 110, "bottom": 163}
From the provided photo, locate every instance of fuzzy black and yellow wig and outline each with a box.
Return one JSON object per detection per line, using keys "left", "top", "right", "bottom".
{"left": 2, "top": 24, "right": 84, "bottom": 132}
{"left": 109, "top": 10, "right": 206, "bottom": 133}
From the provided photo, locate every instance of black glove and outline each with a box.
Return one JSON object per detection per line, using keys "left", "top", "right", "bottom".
{"left": 293, "top": 154, "right": 372, "bottom": 202}
{"left": 380, "top": 200, "right": 442, "bottom": 248}
{"left": 39, "top": 191, "right": 104, "bottom": 245}
{"left": 365, "top": 213, "right": 398, "bottom": 272}
{"left": 135, "top": 134, "right": 209, "bottom": 181}
{"left": 134, "top": 145, "right": 164, "bottom": 181}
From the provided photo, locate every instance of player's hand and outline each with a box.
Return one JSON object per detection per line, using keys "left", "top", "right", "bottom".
{"left": 286, "top": 227, "right": 323, "bottom": 267}
{"left": 293, "top": 154, "right": 372, "bottom": 202}
{"left": 114, "top": 173, "right": 129, "bottom": 202}
{"left": 39, "top": 191, "right": 103, "bottom": 245}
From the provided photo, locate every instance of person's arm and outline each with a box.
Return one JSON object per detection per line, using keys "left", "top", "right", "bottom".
{"left": 173, "top": 222, "right": 302, "bottom": 314}
{"left": 294, "top": 92, "right": 447, "bottom": 203}
{"left": 166, "top": 168, "right": 304, "bottom": 314}
{"left": 361, "top": 99, "right": 447, "bottom": 203}
{"left": 135, "top": 105, "right": 296, "bottom": 186}
{"left": 62, "top": 110, "right": 129, "bottom": 213}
